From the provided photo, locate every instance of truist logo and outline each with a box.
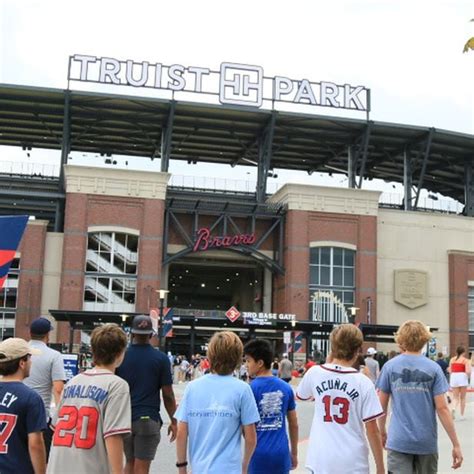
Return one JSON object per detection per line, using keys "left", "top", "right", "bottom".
{"left": 192, "top": 227, "right": 256, "bottom": 252}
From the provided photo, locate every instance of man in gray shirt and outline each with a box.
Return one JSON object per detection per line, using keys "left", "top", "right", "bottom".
{"left": 279, "top": 354, "right": 293, "bottom": 383}
{"left": 24, "top": 317, "right": 66, "bottom": 458}
{"left": 364, "top": 347, "right": 380, "bottom": 383}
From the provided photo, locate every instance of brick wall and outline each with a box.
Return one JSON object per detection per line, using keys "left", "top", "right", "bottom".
{"left": 448, "top": 251, "right": 474, "bottom": 350}
{"left": 15, "top": 221, "right": 48, "bottom": 339}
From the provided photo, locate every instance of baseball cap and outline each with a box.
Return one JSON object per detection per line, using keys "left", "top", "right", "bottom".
{"left": 30, "top": 317, "right": 53, "bottom": 335}
{"left": 0, "top": 338, "right": 41, "bottom": 362}
{"left": 131, "top": 315, "right": 153, "bottom": 335}
{"left": 367, "top": 347, "right": 377, "bottom": 355}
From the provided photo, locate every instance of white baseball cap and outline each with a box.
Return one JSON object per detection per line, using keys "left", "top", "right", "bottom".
{"left": 367, "top": 347, "right": 377, "bottom": 355}
{"left": 0, "top": 338, "right": 40, "bottom": 362}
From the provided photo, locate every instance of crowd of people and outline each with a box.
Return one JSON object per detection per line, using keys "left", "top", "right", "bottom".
{"left": 0, "top": 315, "right": 471, "bottom": 473}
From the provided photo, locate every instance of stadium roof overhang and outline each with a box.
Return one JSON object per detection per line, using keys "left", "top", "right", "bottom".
{"left": 1, "top": 83, "right": 473, "bottom": 212}
{"left": 49, "top": 309, "right": 423, "bottom": 346}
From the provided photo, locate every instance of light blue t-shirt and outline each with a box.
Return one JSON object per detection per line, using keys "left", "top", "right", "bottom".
{"left": 376, "top": 354, "right": 449, "bottom": 455}
{"left": 175, "top": 374, "right": 260, "bottom": 474}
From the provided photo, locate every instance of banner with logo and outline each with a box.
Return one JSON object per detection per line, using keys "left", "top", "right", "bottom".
{"left": 293, "top": 331, "right": 304, "bottom": 353}
{"left": 162, "top": 307, "right": 174, "bottom": 338}
{"left": 0, "top": 215, "right": 28, "bottom": 290}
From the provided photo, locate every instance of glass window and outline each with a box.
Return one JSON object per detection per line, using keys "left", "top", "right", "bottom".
{"left": 84, "top": 232, "right": 138, "bottom": 312}
{"left": 310, "top": 247, "right": 320, "bottom": 265}
{"left": 321, "top": 247, "right": 331, "bottom": 265}
{"left": 309, "top": 247, "right": 356, "bottom": 321}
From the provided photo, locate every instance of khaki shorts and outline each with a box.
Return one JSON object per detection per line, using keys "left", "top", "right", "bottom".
{"left": 124, "top": 418, "right": 162, "bottom": 461}
{"left": 387, "top": 449, "right": 438, "bottom": 474}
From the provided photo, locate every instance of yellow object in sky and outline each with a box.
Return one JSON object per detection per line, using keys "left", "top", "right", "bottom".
{"left": 463, "top": 37, "right": 474, "bottom": 53}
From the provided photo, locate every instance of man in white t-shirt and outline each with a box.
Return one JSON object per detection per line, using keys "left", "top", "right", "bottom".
{"left": 296, "top": 324, "right": 385, "bottom": 474}
{"left": 364, "top": 347, "right": 380, "bottom": 383}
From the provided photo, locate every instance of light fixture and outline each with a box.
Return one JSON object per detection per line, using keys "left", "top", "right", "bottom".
{"left": 226, "top": 278, "right": 230, "bottom": 282}
{"left": 216, "top": 286, "right": 220, "bottom": 290}
{"left": 157, "top": 289, "right": 169, "bottom": 300}
{"left": 235, "top": 272, "right": 239, "bottom": 276}
{"left": 201, "top": 283, "right": 206, "bottom": 288}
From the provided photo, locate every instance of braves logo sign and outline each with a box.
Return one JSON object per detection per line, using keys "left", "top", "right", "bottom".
{"left": 193, "top": 227, "right": 256, "bottom": 252}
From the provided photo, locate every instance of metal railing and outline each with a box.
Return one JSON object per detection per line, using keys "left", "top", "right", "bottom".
{"left": 0, "top": 160, "right": 59, "bottom": 177}
{"left": 0, "top": 161, "right": 464, "bottom": 214}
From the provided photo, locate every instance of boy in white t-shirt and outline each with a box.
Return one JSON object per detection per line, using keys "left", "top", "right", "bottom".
{"left": 296, "top": 324, "right": 384, "bottom": 474}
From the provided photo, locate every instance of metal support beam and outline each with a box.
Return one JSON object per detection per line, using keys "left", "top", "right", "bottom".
{"left": 348, "top": 146, "right": 356, "bottom": 188}
{"left": 256, "top": 113, "right": 276, "bottom": 202}
{"left": 160, "top": 101, "right": 176, "bottom": 172}
{"left": 464, "top": 159, "right": 474, "bottom": 216}
{"left": 414, "top": 128, "right": 435, "bottom": 208}
{"left": 356, "top": 122, "right": 373, "bottom": 188}
{"left": 403, "top": 147, "right": 413, "bottom": 211}
{"left": 56, "top": 90, "right": 71, "bottom": 232}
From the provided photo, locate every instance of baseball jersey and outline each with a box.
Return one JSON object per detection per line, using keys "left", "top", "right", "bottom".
{"left": 0, "top": 381, "right": 47, "bottom": 474}
{"left": 47, "top": 369, "right": 131, "bottom": 474}
{"left": 296, "top": 363, "right": 383, "bottom": 474}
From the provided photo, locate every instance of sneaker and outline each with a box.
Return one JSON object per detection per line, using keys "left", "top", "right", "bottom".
{"left": 459, "top": 415, "right": 466, "bottom": 421}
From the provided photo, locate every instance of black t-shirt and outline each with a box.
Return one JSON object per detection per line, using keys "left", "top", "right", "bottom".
{"left": 0, "top": 382, "right": 47, "bottom": 474}
{"left": 436, "top": 359, "right": 449, "bottom": 377}
{"left": 116, "top": 344, "right": 173, "bottom": 422}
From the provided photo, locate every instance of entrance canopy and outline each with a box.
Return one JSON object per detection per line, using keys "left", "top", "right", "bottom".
{"left": 49, "top": 309, "right": 424, "bottom": 357}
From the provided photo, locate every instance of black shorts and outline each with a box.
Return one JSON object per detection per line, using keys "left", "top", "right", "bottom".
{"left": 44, "top": 422, "right": 53, "bottom": 460}
{"left": 124, "top": 418, "right": 162, "bottom": 461}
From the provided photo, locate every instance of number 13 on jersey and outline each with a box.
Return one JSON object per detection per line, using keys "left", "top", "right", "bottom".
{"left": 322, "top": 395, "right": 350, "bottom": 424}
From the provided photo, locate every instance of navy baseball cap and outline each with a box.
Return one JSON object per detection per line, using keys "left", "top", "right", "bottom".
{"left": 30, "top": 317, "right": 53, "bottom": 335}
{"left": 131, "top": 315, "right": 153, "bottom": 335}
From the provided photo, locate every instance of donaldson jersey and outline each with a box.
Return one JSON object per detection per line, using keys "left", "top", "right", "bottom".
{"left": 47, "top": 369, "right": 131, "bottom": 474}
{"left": 0, "top": 382, "right": 47, "bottom": 474}
{"left": 296, "top": 363, "right": 383, "bottom": 474}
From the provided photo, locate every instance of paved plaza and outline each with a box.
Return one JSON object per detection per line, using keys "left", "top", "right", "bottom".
{"left": 153, "top": 382, "right": 473, "bottom": 473}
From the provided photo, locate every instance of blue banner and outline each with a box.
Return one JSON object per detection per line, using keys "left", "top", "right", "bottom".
{"left": 0, "top": 216, "right": 28, "bottom": 290}
{"left": 162, "top": 308, "right": 174, "bottom": 338}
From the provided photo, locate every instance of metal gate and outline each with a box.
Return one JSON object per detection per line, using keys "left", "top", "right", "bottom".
{"left": 311, "top": 290, "right": 349, "bottom": 357}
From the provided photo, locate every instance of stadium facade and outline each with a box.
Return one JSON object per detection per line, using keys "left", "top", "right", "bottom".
{"left": 0, "top": 74, "right": 473, "bottom": 355}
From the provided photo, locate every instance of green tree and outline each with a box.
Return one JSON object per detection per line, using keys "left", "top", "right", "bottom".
{"left": 463, "top": 19, "right": 474, "bottom": 53}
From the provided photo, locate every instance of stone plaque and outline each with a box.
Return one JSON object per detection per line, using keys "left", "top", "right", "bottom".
{"left": 394, "top": 270, "right": 428, "bottom": 309}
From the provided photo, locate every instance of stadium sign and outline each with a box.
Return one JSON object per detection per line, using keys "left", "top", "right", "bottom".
{"left": 68, "top": 55, "right": 370, "bottom": 112}
{"left": 243, "top": 312, "right": 296, "bottom": 326}
{"left": 192, "top": 227, "right": 256, "bottom": 252}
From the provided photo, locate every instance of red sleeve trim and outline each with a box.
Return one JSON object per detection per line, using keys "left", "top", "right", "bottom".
{"left": 363, "top": 411, "right": 385, "bottom": 423}
{"left": 296, "top": 393, "right": 313, "bottom": 401}
{"left": 103, "top": 428, "right": 131, "bottom": 438}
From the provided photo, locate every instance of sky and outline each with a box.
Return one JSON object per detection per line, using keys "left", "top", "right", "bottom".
{"left": 0, "top": 0, "right": 473, "bottom": 206}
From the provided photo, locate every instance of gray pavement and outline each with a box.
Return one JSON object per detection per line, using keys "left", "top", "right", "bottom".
{"left": 152, "top": 383, "right": 473, "bottom": 473}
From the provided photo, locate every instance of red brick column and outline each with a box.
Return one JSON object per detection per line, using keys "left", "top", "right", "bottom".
{"left": 448, "top": 251, "right": 474, "bottom": 350}
{"left": 356, "top": 215, "right": 377, "bottom": 326}
{"left": 273, "top": 210, "right": 310, "bottom": 320}
{"left": 57, "top": 193, "right": 88, "bottom": 342}
{"left": 15, "top": 221, "right": 48, "bottom": 339}
{"left": 136, "top": 199, "right": 165, "bottom": 312}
